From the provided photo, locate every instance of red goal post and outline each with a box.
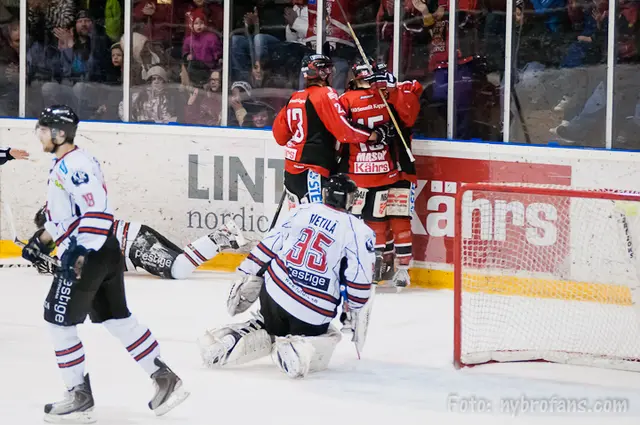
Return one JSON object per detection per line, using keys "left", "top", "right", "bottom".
{"left": 453, "top": 183, "right": 640, "bottom": 371}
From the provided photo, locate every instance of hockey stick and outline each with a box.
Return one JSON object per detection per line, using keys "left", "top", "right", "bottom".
{"left": 269, "top": 190, "right": 286, "bottom": 231}
{"left": 3, "top": 202, "right": 60, "bottom": 268}
{"left": 333, "top": 0, "right": 415, "bottom": 163}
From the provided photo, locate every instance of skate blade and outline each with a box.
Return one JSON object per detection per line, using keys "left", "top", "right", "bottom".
{"left": 152, "top": 383, "right": 190, "bottom": 417}
{"left": 224, "top": 219, "right": 247, "bottom": 247}
{"left": 44, "top": 409, "right": 96, "bottom": 424}
{"left": 374, "top": 282, "right": 402, "bottom": 293}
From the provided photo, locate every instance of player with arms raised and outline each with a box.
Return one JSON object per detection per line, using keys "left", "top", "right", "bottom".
{"left": 21, "top": 105, "right": 189, "bottom": 423}
{"left": 366, "top": 63, "right": 423, "bottom": 288}
{"left": 340, "top": 57, "right": 422, "bottom": 288}
{"left": 197, "top": 174, "right": 376, "bottom": 378}
{"left": 272, "top": 54, "right": 396, "bottom": 210}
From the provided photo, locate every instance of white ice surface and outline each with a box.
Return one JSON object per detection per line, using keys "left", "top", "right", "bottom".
{"left": 2, "top": 268, "right": 640, "bottom": 425}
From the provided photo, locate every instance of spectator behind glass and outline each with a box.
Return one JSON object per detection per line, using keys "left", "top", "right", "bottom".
{"left": 181, "top": 59, "right": 221, "bottom": 126}
{"left": 244, "top": 101, "right": 275, "bottom": 128}
{"left": 28, "top": 0, "right": 75, "bottom": 46}
{"left": 179, "top": 0, "right": 223, "bottom": 36}
{"left": 182, "top": 9, "right": 222, "bottom": 69}
{"left": 0, "top": 19, "right": 19, "bottom": 116}
{"left": 76, "top": 0, "right": 124, "bottom": 42}
{"left": 133, "top": 0, "right": 173, "bottom": 48}
{"left": 130, "top": 65, "right": 178, "bottom": 123}
{"left": 41, "top": 10, "right": 111, "bottom": 119}
{"left": 95, "top": 42, "right": 123, "bottom": 121}
{"left": 228, "top": 80, "right": 252, "bottom": 127}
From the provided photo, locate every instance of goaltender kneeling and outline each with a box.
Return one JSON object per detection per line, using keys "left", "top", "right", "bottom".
{"left": 197, "top": 174, "right": 376, "bottom": 378}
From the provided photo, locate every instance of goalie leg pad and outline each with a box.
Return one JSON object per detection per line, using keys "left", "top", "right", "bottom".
{"left": 272, "top": 325, "right": 341, "bottom": 379}
{"left": 197, "top": 315, "right": 272, "bottom": 368}
{"left": 227, "top": 274, "right": 264, "bottom": 316}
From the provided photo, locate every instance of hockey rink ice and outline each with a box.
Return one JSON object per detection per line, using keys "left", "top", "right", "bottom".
{"left": 2, "top": 267, "right": 640, "bottom": 425}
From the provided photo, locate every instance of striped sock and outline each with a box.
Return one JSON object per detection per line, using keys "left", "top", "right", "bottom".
{"left": 48, "top": 324, "right": 86, "bottom": 389}
{"left": 104, "top": 316, "right": 161, "bottom": 376}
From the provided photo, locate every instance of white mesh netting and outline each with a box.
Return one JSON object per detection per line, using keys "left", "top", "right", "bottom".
{"left": 457, "top": 184, "right": 640, "bottom": 371}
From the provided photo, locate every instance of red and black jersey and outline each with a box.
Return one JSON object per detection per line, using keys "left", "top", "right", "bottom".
{"left": 272, "top": 85, "right": 372, "bottom": 177}
{"left": 386, "top": 80, "right": 423, "bottom": 183}
{"left": 338, "top": 87, "right": 398, "bottom": 188}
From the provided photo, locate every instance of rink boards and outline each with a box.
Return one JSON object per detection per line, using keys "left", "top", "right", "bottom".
{"left": 2, "top": 119, "right": 640, "bottom": 289}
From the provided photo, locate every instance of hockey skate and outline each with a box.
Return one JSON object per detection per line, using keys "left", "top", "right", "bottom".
{"left": 208, "top": 219, "right": 247, "bottom": 251}
{"left": 148, "top": 358, "right": 190, "bottom": 416}
{"left": 44, "top": 374, "right": 95, "bottom": 424}
{"left": 391, "top": 267, "right": 410, "bottom": 291}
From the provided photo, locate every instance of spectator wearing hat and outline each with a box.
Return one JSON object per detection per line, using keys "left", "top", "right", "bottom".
{"left": 41, "top": 10, "right": 111, "bottom": 119}
{"left": 130, "top": 65, "right": 178, "bottom": 123}
{"left": 179, "top": 0, "right": 223, "bottom": 37}
{"left": 228, "top": 80, "right": 252, "bottom": 127}
{"left": 182, "top": 9, "right": 222, "bottom": 69}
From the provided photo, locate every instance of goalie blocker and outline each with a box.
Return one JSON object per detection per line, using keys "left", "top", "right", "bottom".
{"left": 197, "top": 174, "right": 376, "bottom": 378}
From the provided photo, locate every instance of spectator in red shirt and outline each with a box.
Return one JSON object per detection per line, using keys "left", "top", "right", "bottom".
{"left": 133, "top": 0, "right": 173, "bottom": 47}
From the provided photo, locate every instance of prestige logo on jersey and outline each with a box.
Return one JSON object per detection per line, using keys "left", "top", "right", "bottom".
{"left": 410, "top": 156, "right": 572, "bottom": 273}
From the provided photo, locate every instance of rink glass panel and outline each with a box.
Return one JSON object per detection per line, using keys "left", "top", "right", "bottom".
{"left": 127, "top": 0, "right": 225, "bottom": 126}
{"left": 0, "top": 2, "right": 19, "bottom": 119}
{"left": 454, "top": 183, "right": 640, "bottom": 371}
{"left": 611, "top": 0, "right": 640, "bottom": 151}
{"left": 25, "top": 0, "right": 124, "bottom": 121}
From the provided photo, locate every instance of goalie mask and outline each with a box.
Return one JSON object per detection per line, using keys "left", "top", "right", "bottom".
{"left": 322, "top": 174, "right": 357, "bottom": 211}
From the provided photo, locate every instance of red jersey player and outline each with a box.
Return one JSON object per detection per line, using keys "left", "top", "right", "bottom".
{"left": 338, "top": 56, "right": 400, "bottom": 285}
{"left": 272, "top": 54, "right": 395, "bottom": 210}
{"left": 368, "top": 63, "right": 423, "bottom": 288}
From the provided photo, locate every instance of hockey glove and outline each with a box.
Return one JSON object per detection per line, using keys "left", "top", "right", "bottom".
{"left": 36, "top": 257, "right": 58, "bottom": 275}
{"left": 60, "top": 236, "right": 89, "bottom": 281}
{"left": 371, "top": 122, "right": 397, "bottom": 146}
{"left": 22, "top": 228, "right": 55, "bottom": 264}
{"left": 365, "top": 71, "right": 397, "bottom": 90}
{"left": 227, "top": 274, "right": 264, "bottom": 316}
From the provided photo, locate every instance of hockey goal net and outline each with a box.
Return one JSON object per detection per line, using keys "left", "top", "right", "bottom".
{"left": 454, "top": 183, "right": 640, "bottom": 371}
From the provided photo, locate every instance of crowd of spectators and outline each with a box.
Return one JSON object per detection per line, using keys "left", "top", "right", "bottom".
{"left": 0, "top": 0, "right": 636, "bottom": 148}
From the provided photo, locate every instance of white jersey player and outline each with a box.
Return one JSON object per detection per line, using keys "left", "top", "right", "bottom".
{"left": 34, "top": 206, "right": 246, "bottom": 279}
{"left": 21, "top": 105, "right": 188, "bottom": 423}
{"left": 197, "top": 174, "right": 376, "bottom": 378}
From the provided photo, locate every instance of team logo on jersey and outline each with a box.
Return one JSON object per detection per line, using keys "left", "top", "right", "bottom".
{"left": 365, "top": 237, "right": 374, "bottom": 253}
{"left": 59, "top": 160, "right": 68, "bottom": 175}
{"left": 71, "top": 170, "right": 89, "bottom": 186}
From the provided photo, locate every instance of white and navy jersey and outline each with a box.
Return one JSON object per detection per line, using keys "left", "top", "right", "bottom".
{"left": 238, "top": 203, "right": 376, "bottom": 326}
{"left": 0, "top": 147, "right": 13, "bottom": 165}
{"left": 113, "top": 219, "right": 143, "bottom": 271}
{"left": 42, "top": 147, "right": 114, "bottom": 256}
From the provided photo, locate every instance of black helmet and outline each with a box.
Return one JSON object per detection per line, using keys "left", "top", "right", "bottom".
{"left": 351, "top": 56, "right": 376, "bottom": 80}
{"left": 37, "top": 105, "right": 79, "bottom": 142}
{"left": 322, "top": 174, "right": 358, "bottom": 211}
{"left": 301, "top": 54, "right": 334, "bottom": 82}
